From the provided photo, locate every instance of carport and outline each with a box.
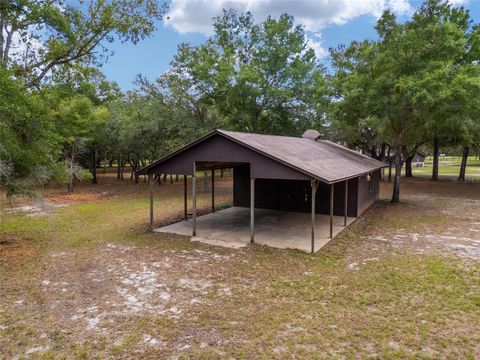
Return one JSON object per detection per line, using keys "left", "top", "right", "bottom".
{"left": 136, "top": 129, "right": 385, "bottom": 253}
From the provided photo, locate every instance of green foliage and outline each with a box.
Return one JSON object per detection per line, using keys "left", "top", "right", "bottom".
{"left": 0, "top": 67, "right": 63, "bottom": 196}
{"left": 1, "top": 0, "right": 161, "bottom": 195}
{"left": 330, "top": 0, "right": 480, "bottom": 201}
{"left": 161, "top": 10, "right": 329, "bottom": 135}
{"left": 1, "top": 0, "right": 479, "bottom": 199}
{"left": 0, "top": 0, "right": 168, "bottom": 86}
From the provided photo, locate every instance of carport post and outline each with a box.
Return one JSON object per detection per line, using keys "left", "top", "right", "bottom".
{"left": 311, "top": 179, "right": 318, "bottom": 253}
{"left": 192, "top": 163, "right": 197, "bottom": 236}
{"left": 183, "top": 175, "right": 188, "bottom": 220}
{"left": 330, "top": 183, "right": 334, "bottom": 238}
{"left": 344, "top": 179, "right": 348, "bottom": 227}
{"left": 149, "top": 173, "right": 153, "bottom": 231}
{"left": 250, "top": 178, "right": 255, "bottom": 244}
{"left": 211, "top": 169, "right": 215, "bottom": 213}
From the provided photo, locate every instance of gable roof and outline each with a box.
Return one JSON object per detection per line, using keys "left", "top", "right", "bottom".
{"left": 137, "top": 129, "right": 386, "bottom": 183}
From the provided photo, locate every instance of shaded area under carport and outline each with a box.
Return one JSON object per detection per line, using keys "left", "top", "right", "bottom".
{"left": 155, "top": 207, "right": 355, "bottom": 252}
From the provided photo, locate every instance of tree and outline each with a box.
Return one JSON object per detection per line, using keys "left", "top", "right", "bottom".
{"left": 331, "top": 0, "right": 478, "bottom": 202}
{"left": 453, "top": 65, "right": 480, "bottom": 181}
{"left": 49, "top": 95, "right": 108, "bottom": 191}
{"left": 0, "top": 66, "right": 63, "bottom": 196}
{"left": 0, "top": 0, "right": 167, "bottom": 86}
{"left": 160, "top": 10, "right": 329, "bottom": 136}
{"left": 0, "top": 0, "right": 167, "bottom": 196}
{"left": 330, "top": 41, "right": 389, "bottom": 160}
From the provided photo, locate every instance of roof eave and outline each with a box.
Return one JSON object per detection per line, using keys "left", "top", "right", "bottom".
{"left": 135, "top": 129, "right": 219, "bottom": 176}
{"left": 216, "top": 129, "right": 333, "bottom": 183}
{"left": 136, "top": 128, "right": 388, "bottom": 184}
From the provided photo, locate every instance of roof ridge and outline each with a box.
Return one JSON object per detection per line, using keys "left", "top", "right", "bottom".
{"left": 137, "top": 128, "right": 386, "bottom": 182}
{"left": 217, "top": 128, "right": 308, "bottom": 140}
{"left": 319, "top": 140, "right": 380, "bottom": 161}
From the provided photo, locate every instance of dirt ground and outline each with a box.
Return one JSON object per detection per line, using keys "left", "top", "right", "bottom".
{"left": 0, "top": 172, "right": 479, "bottom": 359}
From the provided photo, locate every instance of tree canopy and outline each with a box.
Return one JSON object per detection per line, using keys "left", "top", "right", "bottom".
{"left": 157, "top": 10, "right": 329, "bottom": 135}
{"left": 0, "top": 0, "right": 479, "bottom": 202}
{"left": 330, "top": 0, "right": 480, "bottom": 202}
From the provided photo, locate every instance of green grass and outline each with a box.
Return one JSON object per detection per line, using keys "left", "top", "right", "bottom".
{"left": 399, "top": 156, "right": 480, "bottom": 179}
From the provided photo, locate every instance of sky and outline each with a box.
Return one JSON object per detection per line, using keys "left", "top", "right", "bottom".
{"left": 100, "top": 0, "right": 480, "bottom": 91}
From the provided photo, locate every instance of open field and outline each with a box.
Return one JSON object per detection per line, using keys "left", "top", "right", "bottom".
{"left": 398, "top": 156, "right": 480, "bottom": 180}
{"left": 1, "top": 171, "right": 479, "bottom": 359}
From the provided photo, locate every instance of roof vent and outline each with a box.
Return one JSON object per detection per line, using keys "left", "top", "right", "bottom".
{"left": 301, "top": 129, "right": 320, "bottom": 140}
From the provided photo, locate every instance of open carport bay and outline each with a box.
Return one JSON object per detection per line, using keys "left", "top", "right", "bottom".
{"left": 155, "top": 207, "right": 355, "bottom": 252}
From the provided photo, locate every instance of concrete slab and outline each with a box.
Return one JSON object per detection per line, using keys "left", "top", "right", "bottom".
{"left": 155, "top": 207, "right": 355, "bottom": 252}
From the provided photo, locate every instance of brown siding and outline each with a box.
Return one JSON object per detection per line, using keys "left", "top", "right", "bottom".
{"left": 234, "top": 167, "right": 360, "bottom": 216}
{"left": 148, "top": 134, "right": 310, "bottom": 180}
{"left": 356, "top": 169, "right": 380, "bottom": 216}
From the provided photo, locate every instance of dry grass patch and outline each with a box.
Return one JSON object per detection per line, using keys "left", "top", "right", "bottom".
{"left": 0, "top": 175, "right": 479, "bottom": 358}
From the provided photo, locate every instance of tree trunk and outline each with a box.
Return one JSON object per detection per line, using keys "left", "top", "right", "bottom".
{"left": 431, "top": 136, "right": 439, "bottom": 181}
{"left": 221, "top": 169, "right": 224, "bottom": 177}
{"left": 120, "top": 160, "right": 125, "bottom": 180}
{"left": 391, "top": 144, "right": 403, "bottom": 203}
{"left": 91, "top": 148, "right": 97, "bottom": 184}
{"left": 388, "top": 160, "right": 393, "bottom": 182}
{"left": 117, "top": 154, "right": 121, "bottom": 180}
{"left": 387, "top": 146, "right": 392, "bottom": 182}
{"left": 405, "top": 154, "right": 414, "bottom": 177}
{"left": 103, "top": 151, "right": 107, "bottom": 174}
{"left": 203, "top": 171, "right": 208, "bottom": 192}
{"left": 134, "top": 160, "right": 139, "bottom": 184}
{"left": 458, "top": 145, "right": 469, "bottom": 182}
{"left": 380, "top": 143, "right": 386, "bottom": 161}
{"left": 67, "top": 153, "right": 75, "bottom": 193}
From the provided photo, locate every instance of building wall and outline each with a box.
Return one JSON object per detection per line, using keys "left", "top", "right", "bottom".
{"left": 233, "top": 165, "right": 362, "bottom": 217}
{"left": 356, "top": 169, "right": 381, "bottom": 216}
{"left": 149, "top": 134, "right": 310, "bottom": 180}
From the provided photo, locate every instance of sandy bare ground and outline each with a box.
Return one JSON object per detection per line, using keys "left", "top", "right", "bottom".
{"left": 0, "top": 175, "right": 479, "bottom": 358}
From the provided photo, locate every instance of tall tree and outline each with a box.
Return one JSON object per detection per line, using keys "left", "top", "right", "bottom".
{"left": 331, "top": 0, "right": 476, "bottom": 202}
{"left": 0, "top": 0, "right": 167, "bottom": 86}
{"left": 160, "top": 10, "right": 329, "bottom": 136}
{"left": 0, "top": 66, "right": 62, "bottom": 195}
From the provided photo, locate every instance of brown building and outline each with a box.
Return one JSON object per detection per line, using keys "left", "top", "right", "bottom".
{"left": 137, "top": 129, "right": 385, "bottom": 252}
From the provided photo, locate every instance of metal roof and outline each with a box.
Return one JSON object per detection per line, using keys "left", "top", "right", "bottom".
{"left": 217, "top": 129, "right": 385, "bottom": 183}
{"left": 137, "top": 129, "right": 386, "bottom": 183}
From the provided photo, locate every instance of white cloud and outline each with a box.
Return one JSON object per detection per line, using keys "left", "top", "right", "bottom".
{"left": 448, "top": 0, "right": 469, "bottom": 5}
{"left": 165, "top": 0, "right": 412, "bottom": 59}
{"left": 165, "top": 0, "right": 413, "bottom": 35}
{"left": 2, "top": 26, "right": 44, "bottom": 65}
{"left": 305, "top": 34, "right": 327, "bottom": 58}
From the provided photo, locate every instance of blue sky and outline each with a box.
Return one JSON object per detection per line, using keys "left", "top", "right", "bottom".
{"left": 100, "top": 0, "right": 480, "bottom": 91}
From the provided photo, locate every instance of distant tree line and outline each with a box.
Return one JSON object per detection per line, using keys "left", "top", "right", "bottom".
{"left": 1, "top": 0, "right": 479, "bottom": 202}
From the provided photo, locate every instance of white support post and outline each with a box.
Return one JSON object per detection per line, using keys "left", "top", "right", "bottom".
{"left": 311, "top": 179, "right": 318, "bottom": 253}
{"left": 211, "top": 169, "right": 215, "bottom": 213}
{"left": 149, "top": 173, "right": 153, "bottom": 231}
{"left": 344, "top": 179, "right": 348, "bottom": 227}
{"left": 192, "top": 163, "right": 197, "bottom": 236}
{"left": 184, "top": 175, "right": 188, "bottom": 220}
{"left": 250, "top": 178, "right": 255, "bottom": 244}
{"left": 330, "top": 183, "right": 334, "bottom": 238}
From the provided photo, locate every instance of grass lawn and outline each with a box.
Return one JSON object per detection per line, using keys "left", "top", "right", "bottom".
{"left": 1, "top": 170, "right": 479, "bottom": 359}
{"left": 397, "top": 156, "right": 480, "bottom": 180}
